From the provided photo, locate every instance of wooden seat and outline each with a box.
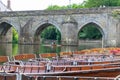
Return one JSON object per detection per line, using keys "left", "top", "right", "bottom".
{"left": 0, "top": 55, "right": 21, "bottom": 72}
{"left": 13, "top": 54, "right": 36, "bottom": 61}
{"left": 0, "top": 56, "right": 9, "bottom": 70}
{"left": 60, "top": 52, "right": 72, "bottom": 57}
{"left": 0, "top": 56, "right": 9, "bottom": 63}
{"left": 39, "top": 53, "right": 57, "bottom": 58}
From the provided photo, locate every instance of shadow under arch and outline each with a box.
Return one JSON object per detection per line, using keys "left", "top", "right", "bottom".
{"left": 0, "top": 19, "right": 20, "bottom": 34}
{"left": 33, "top": 19, "right": 61, "bottom": 34}
{"left": 34, "top": 22, "right": 61, "bottom": 44}
{"left": 0, "top": 21, "right": 19, "bottom": 43}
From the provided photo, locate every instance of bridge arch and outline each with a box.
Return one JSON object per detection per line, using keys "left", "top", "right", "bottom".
{"left": 0, "top": 20, "right": 19, "bottom": 43}
{"left": 78, "top": 21, "right": 105, "bottom": 38}
{"left": 78, "top": 21, "right": 105, "bottom": 46}
{"left": 0, "top": 19, "right": 20, "bottom": 34}
{"left": 33, "top": 20, "right": 61, "bottom": 44}
{"left": 33, "top": 20, "right": 61, "bottom": 35}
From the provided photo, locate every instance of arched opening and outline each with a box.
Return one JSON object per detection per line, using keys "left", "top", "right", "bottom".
{"left": 78, "top": 22, "right": 103, "bottom": 46}
{"left": 0, "top": 22, "right": 19, "bottom": 56}
{"left": 34, "top": 23, "right": 61, "bottom": 45}
{"left": 0, "top": 22, "right": 18, "bottom": 43}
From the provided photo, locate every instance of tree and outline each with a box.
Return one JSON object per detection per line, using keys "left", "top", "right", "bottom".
{"left": 40, "top": 26, "right": 61, "bottom": 40}
{"left": 12, "top": 28, "right": 18, "bottom": 43}
{"left": 84, "top": 0, "right": 120, "bottom": 8}
{"left": 46, "top": 4, "right": 84, "bottom": 10}
{"left": 78, "top": 24, "right": 102, "bottom": 40}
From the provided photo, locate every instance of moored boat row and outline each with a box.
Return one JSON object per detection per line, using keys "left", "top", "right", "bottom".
{"left": 0, "top": 47, "right": 120, "bottom": 80}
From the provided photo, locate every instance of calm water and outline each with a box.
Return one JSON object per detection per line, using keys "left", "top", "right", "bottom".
{"left": 0, "top": 43, "right": 102, "bottom": 58}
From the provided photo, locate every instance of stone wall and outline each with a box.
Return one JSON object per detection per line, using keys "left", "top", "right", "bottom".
{"left": 0, "top": 7, "right": 120, "bottom": 46}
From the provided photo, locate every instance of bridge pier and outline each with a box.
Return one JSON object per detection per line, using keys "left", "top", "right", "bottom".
{"left": 0, "top": 36, "right": 12, "bottom": 43}
{"left": 0, "top": 36, "right": 6, "bottom": 42}
{"left": 105, "top": 39, "right": 117, "bottom": 47}
{"left": 33, "top": 36, "right": 40, "bottom": 44}
{"left": 61, "top": 16, "right": 78, "bottom": 46}
{"left": 0, "top": 28, "right": 12, "bottom": 43}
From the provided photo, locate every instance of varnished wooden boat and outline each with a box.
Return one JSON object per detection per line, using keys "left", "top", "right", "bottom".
{"left": 1, "top": 48, "right": 120, "bottom": 80}
{"left": 1, "top": 59, "right": 118, "bottom": 79}
{"left": 9, "top": 53, "right": 120, "bottom": 78}
{"left": 14, "top": 62, "right": 120, "bottom": 78}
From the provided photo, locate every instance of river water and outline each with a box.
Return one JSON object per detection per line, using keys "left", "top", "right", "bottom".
{"left": 0, "top": 43, "right": 102, "bottom": 58}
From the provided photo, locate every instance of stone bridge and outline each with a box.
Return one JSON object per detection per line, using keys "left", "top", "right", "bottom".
{"left": 0, "top": 7, "right": 120, "bottom": 47}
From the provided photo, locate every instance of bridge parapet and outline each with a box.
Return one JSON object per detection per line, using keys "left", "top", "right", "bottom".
{"left": 0, "top": 7, "right": 120, "bottom": 17}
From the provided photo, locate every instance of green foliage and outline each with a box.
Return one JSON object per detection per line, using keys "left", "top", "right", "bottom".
{"left": 112, "top": 10, "right": 120, "bottom": 18}
{"left": 47, "top": 5, "right": 62, "bottom": 10}
{"left": 46, "top": 0, "right": 120, "bottom": 10}
{"left": 40, "top": 26, "right": 61, "bottom": 40}
{"left": 46, "top": 4, "right": 84, "bottom": 10}
{"left": 71, "top": 4, "right": 85, "bottom": 9}
{"left": 84, "top": 0, "right": 120, "bottom": 8}
{"left": 84, "top": 0, "right": 102, "bottom": 8}
{"left": 79, "top": 24, "right": 102, "bottom": 40}
{"left": 12, "top": 28, "right": 18, "bottom": 43}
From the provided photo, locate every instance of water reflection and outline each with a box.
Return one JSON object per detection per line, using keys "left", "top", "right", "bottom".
{"left": 0, "top": 43, "right": 102, "bottom": 57}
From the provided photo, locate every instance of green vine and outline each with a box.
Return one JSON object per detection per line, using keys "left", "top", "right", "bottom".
{"left": 112, "top": 10, "right": 120, "bottom": 18}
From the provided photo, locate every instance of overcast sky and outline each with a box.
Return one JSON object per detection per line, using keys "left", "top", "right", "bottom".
{"left": 1, "top": 0, "right": 84, "bottom": 11}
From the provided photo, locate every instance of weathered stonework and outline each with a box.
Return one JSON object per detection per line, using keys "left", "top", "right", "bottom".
{"left": 61, "top": 16, "right": 78, "bottom": 45}
{"left": 0, "top": 7, "right": 120, "bottom": 46}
